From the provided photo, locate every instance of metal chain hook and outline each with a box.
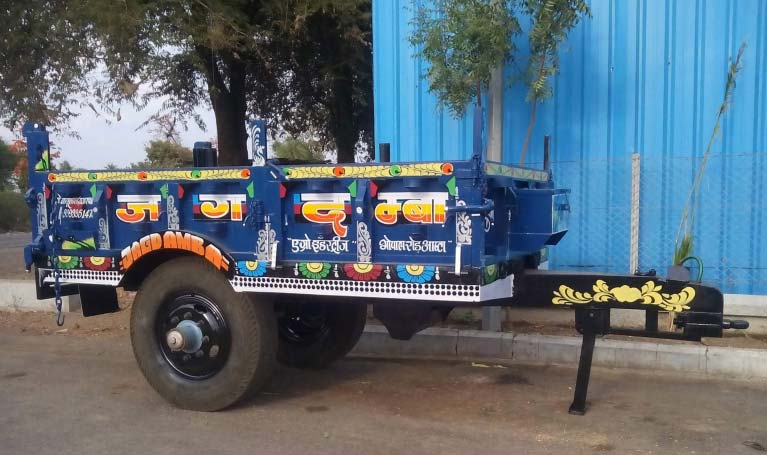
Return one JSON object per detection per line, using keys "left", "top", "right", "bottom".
{"left": 49, "top": 185, "right": 65, "bottom": 326}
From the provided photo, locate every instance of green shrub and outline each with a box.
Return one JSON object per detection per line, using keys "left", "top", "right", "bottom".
{"left": 0, "top": 191, "right": 31, "bottom": 232}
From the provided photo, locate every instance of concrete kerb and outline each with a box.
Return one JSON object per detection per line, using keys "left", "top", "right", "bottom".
{"left": 0, "top": 279, "right": 80, "bottom": 313}
{"left": 351, "top": 326, "right": 767, "bottom": 380}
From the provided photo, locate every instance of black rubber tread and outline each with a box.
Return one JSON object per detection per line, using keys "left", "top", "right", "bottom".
{"left": 278, "top": 301, "right": 367, "bottom": 369}
{"left": 130, "top": 256, "right": 276, "bottom": 411}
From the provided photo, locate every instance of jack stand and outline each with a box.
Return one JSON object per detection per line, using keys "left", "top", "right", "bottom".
{"left": 569, "top": 308, "right": 609, "bottom": 415}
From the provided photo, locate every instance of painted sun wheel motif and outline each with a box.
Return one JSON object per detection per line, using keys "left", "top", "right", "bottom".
{"left": 56, "top": 256, "right": 79, "bottom": 270}
{"left": 299, "top": 262, "right": 331, "bottom": 280}
{"left": 344, "top": 263, "right": 383, "bottom": 281}
{"left": 396, "top": 265, "right": 436, "bottom": 284}
{"left": 237, "top": 260, "right": 267, "bottom": 277}
{"left": 83, "top": 256, "right": 112, "bottom": 271}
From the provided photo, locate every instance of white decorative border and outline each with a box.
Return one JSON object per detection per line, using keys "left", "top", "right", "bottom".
{"left": 41, "top": 269, "right": 123, "bottom": 286}
{"left": 37, "top": 268, "right": 514, "bottom": 303}
{"left": 230, "top": 275, "right": 513, "bottom": 302}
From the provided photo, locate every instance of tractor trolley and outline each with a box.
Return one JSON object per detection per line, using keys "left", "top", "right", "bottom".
{"left": 21, "top": 120, "right": 748, "bottom": 414}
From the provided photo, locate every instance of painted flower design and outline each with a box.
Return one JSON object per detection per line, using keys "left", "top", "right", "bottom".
{"left": 396, "top": 265, "right": 435, "bottom": 284}
{"left": 83, "top": 256, "right": 112, "bottom": 271}
{"left": 57, "top": 256, "right": 79, "bottom": 270}
{"left": 237, "top": 260, "right": 267, "bottom": 277}
{"left": 609, "top": 285, "right": 643, "bottom": 303}
{"left": 344, "top": 263, "right": 383, "bottom": 281}
{"left": 299, "top": 262, "right": 331, "bottom": 280}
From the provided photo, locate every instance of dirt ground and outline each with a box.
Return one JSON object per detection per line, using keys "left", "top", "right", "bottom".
{"left": 1, "top": 312, "right": 767, "bottom": 455}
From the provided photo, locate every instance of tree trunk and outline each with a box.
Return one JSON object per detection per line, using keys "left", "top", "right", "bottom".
{"left": 200, "top": 47, "right": 249, "bottom": 166}
{"left": 211, "top": 97, "right": 248, "bottom": 166}
{"left": 329, "top": 68, "right": 357, "bottom": 163}
{"left": 520, "top": 55, "right": 546, "bottom": 167}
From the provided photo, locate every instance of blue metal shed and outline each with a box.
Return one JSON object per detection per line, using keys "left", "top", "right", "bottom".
{"left": 372, "top": 0, "right": 767, "bottom": 295}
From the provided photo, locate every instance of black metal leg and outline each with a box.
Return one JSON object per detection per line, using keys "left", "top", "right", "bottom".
{"left": 569, "top": 311, "right": 597, "bottom": 416}
{"left": 645, "top": 310, "right": 659, "bottom": 333}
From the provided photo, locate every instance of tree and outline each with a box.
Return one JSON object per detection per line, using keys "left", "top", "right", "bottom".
{"left": 409, "top": 0, "right": 588, "bottom": 164}
{"left": 57, "top": 160, "right": 74, "bottom": 171}
{"left": 273, "top": 137, "right": 326, "bottom": 162}
{"left": 0, "top": 1, "right": 96, "bottom": 129}
{"left": 252, "top": 1, "right": 373, "bottom": 163}
{"left": 0, "top": 139, "right": 19, "bottom": 191}
{"left": 6, "top": 138, "right": 60, "bottom": 190}
{"left": 0, "top": 0, "right": 374, "bottom": 166}
{"left": 518, "top": 0, "right": 590, "bottom": 165}
{"left": 409, "top": 0, "right": 520, "bottom": 117}
{"left": 133, "top": 140, "right": 194, "bottom": 169}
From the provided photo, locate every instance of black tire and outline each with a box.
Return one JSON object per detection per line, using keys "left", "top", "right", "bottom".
{"left": 130, "top": 256, "right": 276, "bottom": 411}
{"left": 277, "top": 300, "right": 367, "bottom": 369}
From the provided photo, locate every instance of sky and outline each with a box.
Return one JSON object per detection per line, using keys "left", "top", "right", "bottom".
{"left": 0, "top": 97, "right": 217, "bottom": 169}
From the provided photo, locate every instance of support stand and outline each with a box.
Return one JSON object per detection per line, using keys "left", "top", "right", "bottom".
{"left": 569, "top": 309, "right": 607, "bottom": 416}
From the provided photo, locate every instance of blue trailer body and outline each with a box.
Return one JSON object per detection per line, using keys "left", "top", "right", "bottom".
{"left": 21, "top": 121, "right": 749, "bottom": 415}
{"left": 22, "top": 122, "right": 568, "bottom": 305}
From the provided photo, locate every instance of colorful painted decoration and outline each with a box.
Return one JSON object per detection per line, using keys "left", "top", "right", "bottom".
{"left": 283, "top": 162, "right": 451, "bottom": 180}
{"left": 396, "top": 264, "right": 436, "bottom": 284}
{"left": 237, "top": 260, "right": 267, "bottom": 277}
{"left": 299, "top": 262, "right": 331, "bottom": 280}
{"left": 120, "top": 231, "right": 230, "bottom": 273}
{"left": 34, "top": 150, "right": 50, "bottom": 171}
{"left": 47, "top": 168, "right": 251, "bottom": 183}
{"left": 294, "top": 193, "right": 351, "bottom": 237}
{"left": 483, "top": 264, "right": 498, "bottom": 284}
{"left": 192, "top": 194, "right": 247, "bottom": 221}
{"left": 344, "top": 263, "right": 383, "bottom": 281}
{"left": 83, "top": 256, "right": 113, "bottom": 271}
{"left": 115, "top": 195, "right": 162, "bottom": 223}
{"left": 62, "top": 237, "right": 96, "bottom": 250}
{"left": 552, "top": 280, "right": 696, "bottom": 312}
{"left": 374, "top": 192, "right": 448, "bottom": 225}
{"left": 56, "top": 255, "right": 79, "bottom": 270}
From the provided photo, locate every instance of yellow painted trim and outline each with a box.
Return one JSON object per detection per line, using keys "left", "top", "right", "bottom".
{"left": 48, "top": 168, "right": 251, "bottom": 183}
{"left": 284, "top": 163, "right": 449, "bottom": 179}
{"left": 552, "top": 280, "right": 696, "bottom": 312}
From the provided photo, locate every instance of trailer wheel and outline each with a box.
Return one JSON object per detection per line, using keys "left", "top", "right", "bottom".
{"left": 130, "top": 257, "right": 276, "bottom": 411}
{"left": 277, "top": 301, "right": 367, "bottom": 368}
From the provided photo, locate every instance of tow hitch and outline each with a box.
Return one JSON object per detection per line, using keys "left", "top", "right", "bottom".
{"left": 506, "top": 270, "right": 750, "bottom": 415}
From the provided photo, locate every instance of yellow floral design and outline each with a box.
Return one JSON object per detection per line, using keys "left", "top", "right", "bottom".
{"left": 552, "top": 280, "right": 696, "bottom": 312}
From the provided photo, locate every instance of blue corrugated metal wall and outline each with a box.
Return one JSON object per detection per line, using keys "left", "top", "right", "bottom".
{"left": 373, "top": 0, "right": 767, "bottom": 295}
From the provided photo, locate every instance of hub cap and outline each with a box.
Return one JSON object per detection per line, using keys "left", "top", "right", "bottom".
{"left": 156, "top": 294, "right": 231, "bottom": 379}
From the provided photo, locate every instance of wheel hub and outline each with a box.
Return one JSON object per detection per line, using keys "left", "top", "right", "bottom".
{"left": 156, "top": 294, "right": 231, "bottom": 379}
{"left": 278, "top": 304, "right": 330, "bottom": 346}
{"left": 166, "top": 320, "right": 204, "bottom": 353}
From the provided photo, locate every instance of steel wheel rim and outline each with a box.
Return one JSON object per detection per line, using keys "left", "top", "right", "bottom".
{"left": 278, "top": 305, "right": 330, "bottom": 346}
